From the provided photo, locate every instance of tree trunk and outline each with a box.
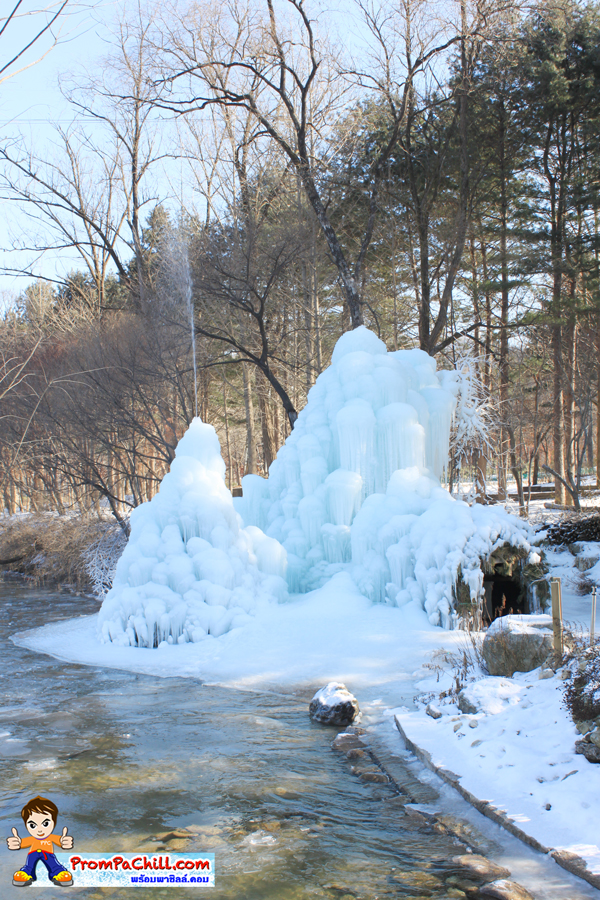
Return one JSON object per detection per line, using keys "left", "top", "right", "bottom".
{"left": 497, "top": 100, "right": 510, "bottom": 501}
{"left": 243, "top": 364, "right": 257, "bottom": 475}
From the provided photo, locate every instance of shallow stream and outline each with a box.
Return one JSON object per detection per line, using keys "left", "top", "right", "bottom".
{"left": 0, "top": 583, "right": 597, "bottom": 899}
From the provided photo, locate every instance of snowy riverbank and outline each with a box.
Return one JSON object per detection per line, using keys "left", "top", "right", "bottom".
{"left": 388, "top": 539, "right": 600, "bottom": 886}
{"left": 392, "top": 668, "right": 600, "bottom": 885}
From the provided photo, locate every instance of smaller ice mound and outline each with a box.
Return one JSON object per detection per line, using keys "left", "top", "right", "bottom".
{"left": 349, "top": 467, "right": 537, "bottom": 628}
{"left": 98, "top": 419, "right": 287, "bottom": 648}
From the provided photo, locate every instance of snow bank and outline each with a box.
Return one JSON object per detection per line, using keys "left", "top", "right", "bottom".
{"left": 393, "top": 669, "right": 600, "bottom": 876}
{"left": 98, "top": 419, "right": 287, "bottom": 647}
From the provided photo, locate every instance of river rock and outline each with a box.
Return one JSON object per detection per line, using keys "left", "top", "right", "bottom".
{"left": 451, "top": 855, "right": 510, "bottom": 881}
{"left": 458, "top": 691, "right": 479, "bottom": 714}
{"left": 445, "top": 874, "right": 480, "bottom": 895}
{"left": 343, "top": 725, "right": 366, "bottom": 735}
{"left": 589, "top": 729, "right": 600, "bottom": 748}
{"left": 477, "top": 879, "right": 534, "bottom": 900}
{"left": 574, "top": 719, "right": 595, "bottom": 735}
{"left": 331, "top": 733, "right": 363, "bottom": 751}
{"left": 309, "top": 682, "right": 359, "bottom": 725}
{"left": 575, "top": 739, "right": 600, "bottom": 763}
{"left": 345, "top": 748, "right": 366, "bottom": 759}
{"left": 482, "top": 615, "right": 554, "bottom": 676}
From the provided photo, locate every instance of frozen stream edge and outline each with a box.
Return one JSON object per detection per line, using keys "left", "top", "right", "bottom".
{"left": 393, "top": 715, "right": 600, "bottom": 893}
{"left": 11, "top": 610, "right": 600, "bottom": 900}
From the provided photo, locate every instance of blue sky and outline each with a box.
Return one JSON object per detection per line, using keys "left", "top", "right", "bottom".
{"left": 0, "top": 0, "right": 117, "bottom": 299}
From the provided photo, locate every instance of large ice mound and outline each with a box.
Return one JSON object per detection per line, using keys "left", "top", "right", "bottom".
{"left": 235, "top": 326, "right": 537, "bottom": 628}
{"left": 98, "top": 419, "right": 288, "bottom": 647}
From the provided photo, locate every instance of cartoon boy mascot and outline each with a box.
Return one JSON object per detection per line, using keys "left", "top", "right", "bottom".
{"left": 6, "top": 796, "right": 74, "bottom": 887}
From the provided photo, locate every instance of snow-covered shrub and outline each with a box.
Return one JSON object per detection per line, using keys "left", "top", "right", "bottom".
{"left": 84, "top": 524, "right": 128, "bottom": 599}
{"left": 563, "top": 645, "right": 600, "bottom": 723}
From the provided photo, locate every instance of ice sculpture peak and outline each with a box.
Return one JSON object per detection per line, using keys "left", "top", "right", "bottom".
{"left": 330, "top": 324, "right": 387, "bottom": 364}
{"left": 173, "top": 416, "right": 225, "bottom": 477}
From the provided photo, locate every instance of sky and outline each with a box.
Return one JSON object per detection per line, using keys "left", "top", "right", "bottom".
{"left": 0, "top": 0, "right": 125, "bottom": 301}
{"left": 0, "top": 0, "right": 457, "bottom": 307}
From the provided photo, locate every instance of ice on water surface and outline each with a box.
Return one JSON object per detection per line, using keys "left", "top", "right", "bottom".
{"left": 100, "top": 326, "right": 538, "bottom": 645}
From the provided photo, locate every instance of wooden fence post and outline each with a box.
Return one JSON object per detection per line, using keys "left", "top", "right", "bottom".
{"left": 550, "top": 577, "right": 563, "bottom": 658}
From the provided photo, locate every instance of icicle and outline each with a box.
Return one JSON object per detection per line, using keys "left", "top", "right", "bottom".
{"left": 298, "top": 494, "right": 327, "bottom": 549}
{"left": 335, "top": 399, "right": 376, "bottom": 494}
{"left": 375, "top": 404, "right": 426, "bottom": 492}
{"left": 300, "top": 457, "right": 329, "bottom": 496}
{"left": 324, "top": 470, "right": 362, "bottom": 526}
{"left": 321, "top": 523, "right": 351, "bottom": 563}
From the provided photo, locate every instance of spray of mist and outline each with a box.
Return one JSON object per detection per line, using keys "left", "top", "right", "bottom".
{"left": 163, "top": 230, "right": 198, "bottom": 419}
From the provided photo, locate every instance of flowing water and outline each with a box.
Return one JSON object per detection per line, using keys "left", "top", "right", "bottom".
{"left": 0, "top": 583, "right": 597, "bottom": 899}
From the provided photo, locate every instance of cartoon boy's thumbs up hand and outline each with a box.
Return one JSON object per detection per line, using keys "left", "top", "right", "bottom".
{"left": 7, "top": 827, "right": 21, "bottom": 850}
{"left": 60, "top": 826, "right": 73, "bottom": 849}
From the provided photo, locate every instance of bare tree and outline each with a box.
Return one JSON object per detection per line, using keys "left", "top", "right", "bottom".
{"left": 0, "top": 5, "right": 169, "bottom": 310}
{"left": 154, "top": 0, "right": 467, "bottom": 330}
{"left": 1, "top": 0, "right": 70, "bottom": 87}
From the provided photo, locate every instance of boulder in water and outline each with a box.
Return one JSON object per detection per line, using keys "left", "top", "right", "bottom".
{"left": 451, "top": 855, "right": 510, "bottom": 882}
{"left": 477, "top": 880, "right": 534, "bottom": 900}
{"left": 309, "top": 682, "right": 359, "bottom": 725}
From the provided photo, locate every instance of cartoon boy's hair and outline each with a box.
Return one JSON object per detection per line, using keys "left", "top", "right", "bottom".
{"left": 21, "top": 796, "right": 59, "bottom": 825}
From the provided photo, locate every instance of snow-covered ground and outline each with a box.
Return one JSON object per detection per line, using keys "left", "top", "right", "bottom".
{"left": 391, "top": 539, "right": 600, "bottom": 883}
{"left": 13, "top": 572, "right": 463, "bottom": 697}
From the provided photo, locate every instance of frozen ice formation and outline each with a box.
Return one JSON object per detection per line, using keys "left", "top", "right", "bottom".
{"left": 100, "top": 325, "right": 538, "bottom": 645}
{"left": 235, "top": 327, "right": 537, "bottom": 628}
{"left": 98, "top": 419, "right": 288, "bottom": 647}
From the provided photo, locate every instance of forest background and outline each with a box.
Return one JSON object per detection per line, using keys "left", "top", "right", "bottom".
{"left": 1, "top": 0, "right": 600, "bottom": 542}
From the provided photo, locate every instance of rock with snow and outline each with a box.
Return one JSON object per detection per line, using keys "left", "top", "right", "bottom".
{"left": 477, "top": 880, "right": 534, "bottom": 900}
{"left": 309, "top": 682, "right": 359, "bottom": 725}
{"left": 425, "top": 703, "right": 442, "bottom": 719}
{"left": 457, "top": 678, "right": 522, "bottom": 715}
{"left": 457, "top": 690, "right": 478, "bottom": 714}
{"left": 482, "top": 615, "right": 554, "bottom": 676}
{"left": 575, "top": 740, "right": 600, "bottom": 763}
{"left": 451, "top": 855, "right": 510, "bottom": 881}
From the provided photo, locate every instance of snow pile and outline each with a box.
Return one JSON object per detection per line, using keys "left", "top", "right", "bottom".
{"left": 98, "top": 419, "right": 287, "bottom": 647}
{"left": 393, "top": 668, "right": 600, "bottom": 875}
{"left": 236, "top": 327, "right": 536, "bottom": 627}
{"left": 487, "top": 613, "right": 553, "bottom": 637}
